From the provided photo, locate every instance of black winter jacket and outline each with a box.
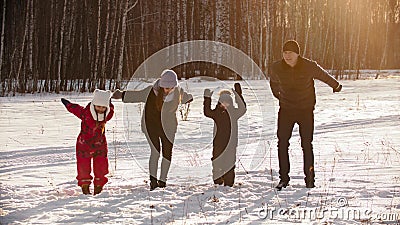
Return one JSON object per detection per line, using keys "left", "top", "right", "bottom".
{"left": 203, "top": 92, "right": 246, "bottom": 160}
{"left": 270, "top": 56, "right": 340, "bottom": 109}
{"left": 122, "top": 79, "right": 192, "bottom": 140}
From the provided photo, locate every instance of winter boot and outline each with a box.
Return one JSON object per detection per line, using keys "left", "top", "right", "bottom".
{"left": 305, "top": 176, "right": 315, "bottom": 188}
{"left": 94, "top": 185, "right": 103, "bottom": 195}
{"left": 306, "top": 182, "right": 315, "bottom": 188}
{"left": 275, "top": 181, "right": 289, "bottom": 191}
{"left": 305, "top": 179, "right": 315, "bottom": 188}
{"left": 157, "top": 180, "right": 166, "bottom": 188}
{"left": 150, "top": 176, "right": 158, "bottom": 191}
{"left": 81, "top": 184, "right": 91, "bottom": 195}
{"left": 213, "top": 177, "right": 224, "bottom": 185}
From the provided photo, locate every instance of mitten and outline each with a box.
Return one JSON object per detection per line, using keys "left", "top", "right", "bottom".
{"left": 184, "top": 94, "right": 194, "bottom": 104}
{"left": 112, "top": 89, "right": 124, "bottom": 99}
{"left": 204, "top": 89, "right": 213, "bottom": 98}
{"left": 61, "top": 98, "right": 71, "bottom": 107}
{"left": 234, "top": 83, "right": 242, "bottom": 96}
{"left": 333, "top": 84, "right": 342, "bottom": 93}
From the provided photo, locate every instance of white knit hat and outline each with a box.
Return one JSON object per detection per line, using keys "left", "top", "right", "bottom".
{"left": 92, "top": 89, "right": 112, "bottom": 107}
{"left": 159, "top": 69, "right": 178, "bottom": 88}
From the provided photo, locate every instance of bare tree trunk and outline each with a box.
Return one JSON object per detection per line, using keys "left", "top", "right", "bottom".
{"left": 303, "top": 2, "right": 311, "bottom": 56}
{"left": 139, "top": 0, "right": 147, "bottom": 78}
{"left": 66, "top": 0, "right": 76, "bottom": 91}
{"left": 247, "top": 0, "right": 253, "bottom": 79}
{"left": 258, "top": 1, "right": 264, "bottom": 79}
{"left": 9, "top": 48, "right": 17, "bottom": 95}
{"left": 265, "top": 0, "right": 273, "bottom": 76}
{"left": 340, "top": 3, "right": 347, "bottom": 78}
{"left": 116, "top": 0, "right": 129, "bottom": 89}
{"left": 377, "top": 2, "right": 390, "bottom": 79}
{"left": 353, "top": 0, "right": 362, "bottom": 79}
{"left": 0, "top": 0, "right": 6, "bottom": 94}
{"left": 347, "top": 4, "right": 355, "bottom": 75}
{"left": 331, "top": 1, "right": 338, "bottom": 77}
{"left": 362, "top": 1, "right": 371, "bottom": 69}
{"left": 100, "top": 0, "right": 110, "bottom": 89}
{"left": 30, "top": 0, "right": 37, "bottom": 93}
{"left": 86, "top": 0, "right": 93, "bottom": 91}
{"left": 28, "top": 0, "right": 33, "bottom": 86}
{"left": 93, "top": 0, "right": 102, "bottom": 91}
{"left": 110, "top": 0, "right": 122, "bottom": 89}
{"left": 56, "top": 0, "right": 68, "bottom": 93}
{"left": 17, "top": 0, "right": 31, "bottom": 93}
{"left": 106, "top": 0, "right": 118, "bottom": 89}
{"left": 117, "top": 0, "right": 138, "bottom": 88}
{"left": 46, "top": 1, "right": 54, "bottom": 92}
{"left": 322, "top": 1, "right": 331, "bottom": 64}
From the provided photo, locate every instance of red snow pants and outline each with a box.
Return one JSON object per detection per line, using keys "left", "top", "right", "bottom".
{"left": 76, "top": 149, "right": 109, "bottom": 187}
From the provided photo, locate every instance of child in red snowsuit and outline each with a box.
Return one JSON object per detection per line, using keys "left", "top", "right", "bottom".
{"left": 61, "top": 89, "right": 114, "bottom": 195}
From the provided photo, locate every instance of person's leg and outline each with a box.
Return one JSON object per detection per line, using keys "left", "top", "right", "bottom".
{"left": 211, "top": 151, "right": 224, "bottom": 185}
{"left": 159, "top": 132, "right": 175, "bottom": 184}
{"left": 145, "top": 130, "right": 161, "bottom": 190}
{"left": 298, "top": 108, "right": 315, "bottom": 187}
{"left": 93, "top": 150, "right": 109, "bottom": 194}
{"left": 76, "top": 149, "right": 93, "bottom": 194}
{"left": 76, "top": 152, "right": 93, "bottom": 186}
{"left": 277, "top": 108, "right": 296, "bottom": 184}
{"left": 212, "top": 166, "right": 224, "bottom": 185}
{"left": 223, "top": 166, "right": 236, "bottom": 187}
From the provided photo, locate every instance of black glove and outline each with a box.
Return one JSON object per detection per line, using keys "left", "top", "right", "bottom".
{"left": 112, "top": 89, "right": 125, "bottom": 99}
{"left": 234, "top": 83, "right": 242, "bottom": 96}
{"left": 184, "top": 94, "right": 194, "bottom": 104}
{"left": 204, "top": 89, "right": 213, "bottom": 98}
{"left": 333, "top": 84, "right": 342, "bottom": 93}
{"left": 61, "top": 98, "right": 71, "bottom": 107}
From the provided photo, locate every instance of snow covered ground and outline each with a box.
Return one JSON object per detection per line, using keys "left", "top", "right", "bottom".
{"left": 0, "top": 77, "right": 399, "bottom": 224}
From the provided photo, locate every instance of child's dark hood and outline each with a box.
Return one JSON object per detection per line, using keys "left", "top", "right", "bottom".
{"left": 218, "top": 93, "right": 233, "bottom": 106}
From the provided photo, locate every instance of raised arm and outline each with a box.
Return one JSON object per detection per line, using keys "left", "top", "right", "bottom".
{"left": 112, "top": 86, "right": 153, "bottom": 103}
{"left": 203, "top": 89, "right": 215, "bottom": 119}
{"left": 233, "top": 83, "right": 247, "bottom": 119}
{"left": 61, "top": 98, "right": 85, "bottom": 120}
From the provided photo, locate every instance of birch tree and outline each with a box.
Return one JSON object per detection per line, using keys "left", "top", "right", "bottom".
{"left": 0, "top": 0, "right": 6, "bottom": 94}
{"left": 116, "top": 0, "right": 131, "bottom": 89}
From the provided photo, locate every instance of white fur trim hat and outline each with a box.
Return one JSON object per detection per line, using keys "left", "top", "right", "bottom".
{"left": 159, "top": 69, "right": 178, "bottom": 88}
{"left": 92, "top": 89, "right": 112, "bottom": 107}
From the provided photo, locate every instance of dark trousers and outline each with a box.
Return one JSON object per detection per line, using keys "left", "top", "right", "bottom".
{"left": 146, "top": 128, "right": 174, "bottom": 182}
{"left": 213, "top": 166, "right": 235, "bottom": 187}
{"left": 277, "top": 107, "right": 315, "bottom": 183}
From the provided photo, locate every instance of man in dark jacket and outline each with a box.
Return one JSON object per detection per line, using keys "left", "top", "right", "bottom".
{"left": 269, "top": 40, "right": 342, "bottom": 190}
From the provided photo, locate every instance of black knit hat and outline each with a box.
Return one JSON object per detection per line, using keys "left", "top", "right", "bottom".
{"left": 283, "top": 40, "right": 300, "bottom": 54}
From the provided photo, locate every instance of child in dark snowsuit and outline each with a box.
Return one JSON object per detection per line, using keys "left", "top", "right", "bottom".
{"left": 61, "top": 89, "right": 114, "bottom": 195}
{"left": 203, "top": 83, "right": 246, "bottom": 187}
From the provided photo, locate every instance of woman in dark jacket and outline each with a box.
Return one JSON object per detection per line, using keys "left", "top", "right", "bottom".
{"left": 112, "top": 70, "right": 193, "bottom": 190}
